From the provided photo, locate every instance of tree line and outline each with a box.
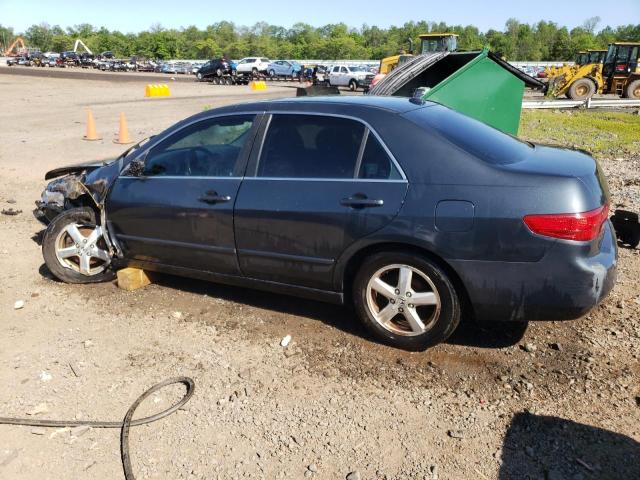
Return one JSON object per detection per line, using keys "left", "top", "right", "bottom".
{"left": 1, "top": 17, "right": 639, "bottom": 61}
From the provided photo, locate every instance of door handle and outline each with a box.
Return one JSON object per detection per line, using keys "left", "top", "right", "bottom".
{"left": 198, "top": 191, "right": 231, "bottom": 204}
{"left": 340, "top": 196, "right": 384, "bottom": 209}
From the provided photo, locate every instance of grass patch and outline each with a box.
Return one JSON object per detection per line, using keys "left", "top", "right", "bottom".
{"left": 519, "top": 109, "right": 640, "bottom": 158}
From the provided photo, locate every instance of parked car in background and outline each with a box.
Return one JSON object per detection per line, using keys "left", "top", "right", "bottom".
{"left": 236, "top": 57, "right": 270, "bottom": 76}
{"left": 34, "top": 96, "right": 616, "bottom": 351}
{"left": 174, "top": 62, "right": 192, "bottom": 74}
{"left": 137, "top": 61, "right": 156, "bottom": 72}
{"left": 267, "top": 60, "right": 302, "bottom": 78}
{"left": 60, "top": 51, "right": 79, "bottom": 65}
{"left": 161, "top": 62, "right": 178, "bottom": 74}
{"left": 196, "top": 58, "right": 231, "bottom": 81}
{"left": 328, "top": 65, "right": 375, "bottom": 91}
{"left": 6, "top": 57, "right": 19, "bottom": 66}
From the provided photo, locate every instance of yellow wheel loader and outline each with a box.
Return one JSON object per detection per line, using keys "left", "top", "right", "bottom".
{"left": 547, "top": 43, "right": 639, "bottom": 100}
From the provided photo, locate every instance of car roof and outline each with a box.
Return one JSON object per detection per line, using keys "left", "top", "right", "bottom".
{"left": 213, "top": 96, "right": 437, "bottom": 115}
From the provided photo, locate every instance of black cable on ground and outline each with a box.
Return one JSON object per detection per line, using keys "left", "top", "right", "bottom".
{"left": 0, "top": 376, "right": 195, "bottom": 480}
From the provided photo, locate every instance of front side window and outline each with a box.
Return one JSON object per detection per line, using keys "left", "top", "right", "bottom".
{"left": 257, "top": 115, "right": 365, "bottom": 179}
{"left": 143, "top": 115, "right": 255, "bottom": 177}
{"left": 340, "top": 67, "right": 348, "bottom": 73}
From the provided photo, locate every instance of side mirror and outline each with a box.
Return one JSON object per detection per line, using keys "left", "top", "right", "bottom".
{"left": 127, "top": 159, "right": 145, "bottom": 177}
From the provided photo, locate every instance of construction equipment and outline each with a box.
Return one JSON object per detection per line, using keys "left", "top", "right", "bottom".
{"left": 73, "top": 39, "right": 92, "bottom": 55}
{"left": 370, "top": 48, "right": 544, "bottom": 135}
{"left": 547, "top": 42, "right": 640, "bottom": 100}
{"left": 378, "top": 33, "right": 459, "bottom": 75}
{"left": 3, "top": 36, "right": 26, "bottom": 57}
{"left": 602, "top": 42, "right": 640, "bottom": 98}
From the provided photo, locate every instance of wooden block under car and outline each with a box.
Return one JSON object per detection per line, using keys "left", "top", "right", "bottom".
{"left": 117, "top": 268, "right": 152, "bottom": 291}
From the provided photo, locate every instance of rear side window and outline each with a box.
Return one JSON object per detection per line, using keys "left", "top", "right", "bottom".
{"left": 358, "top": 133, "right": 402, "bottom": 180}
{"left": 404, "top": 106, "right": 533, "bottom": 165}
{"left": 257, "top": 114, "right": 365, "bottom": 179}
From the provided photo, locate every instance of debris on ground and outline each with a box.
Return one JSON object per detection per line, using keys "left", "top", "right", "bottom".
{"left": 280, "top": 335, "right": 292, "bottom": 347}
{"left": 1, "top": 208, "right": 22, "bottom": 216}
{"left": 13, "top": 300, "right": 25, "bottom": 310}
{"left": 38, "top": 372, "right": 52, "bottom": 382}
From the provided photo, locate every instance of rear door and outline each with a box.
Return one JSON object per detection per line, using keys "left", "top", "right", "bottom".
{"left": 107, "top": 113, "right": 260, "bottom": 274}
{"left": 234, "top": 113, "right": 408, "bottom": 290}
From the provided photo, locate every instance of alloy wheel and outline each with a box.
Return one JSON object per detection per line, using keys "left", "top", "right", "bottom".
{"left": 55, "top": 222, "right": 111, "bottom": 275}
{"left": 366, "top": 264, "right": 441, "bottom": 336}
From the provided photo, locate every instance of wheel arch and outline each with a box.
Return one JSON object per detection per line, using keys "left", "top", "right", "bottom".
{"left": 336, "top": 240, "right": 474, "bottom": 319}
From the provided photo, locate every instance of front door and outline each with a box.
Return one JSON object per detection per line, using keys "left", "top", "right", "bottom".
{"left": 107, "top": 114, "right": 259, "bottom": 274}
{"left": 234, "top": 113, "right": 408, "bottom": 291}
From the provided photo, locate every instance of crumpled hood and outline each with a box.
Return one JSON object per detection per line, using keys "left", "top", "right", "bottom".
{"left": 44, "top": 159, "right": 115, "bottom": 180}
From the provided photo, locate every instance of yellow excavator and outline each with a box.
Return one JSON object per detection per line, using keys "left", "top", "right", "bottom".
{"left": 547, "top": 43, "right": 640, "bottom": 99}
{"left": 378, "top": 33, "right": 459, "bottom": 75}
{"left": 3, "top": 36, "right": 27, "bottom": 57}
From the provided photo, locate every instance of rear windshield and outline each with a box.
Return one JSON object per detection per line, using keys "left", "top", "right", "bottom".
{"left": 404, "top": 106, "right": 533, "bottom": 165}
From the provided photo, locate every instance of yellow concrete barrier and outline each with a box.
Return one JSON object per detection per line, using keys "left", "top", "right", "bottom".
{"left": 145, "top": 84, "right": 171, "bottom": 97}
{"left": 250, "top": 80, "right": 267, "bottom": 91}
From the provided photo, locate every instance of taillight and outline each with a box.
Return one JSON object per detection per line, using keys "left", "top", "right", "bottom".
{"left": 615, "top": 64, "right": 627, "bottom": 72}
{"left": 523, "top": 204, "right": 609, "bottom": 241}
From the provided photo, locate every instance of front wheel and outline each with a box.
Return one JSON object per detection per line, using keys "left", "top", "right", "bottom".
{"left": 42, "top": 207, "right": 115, "bottom": 284}
{"left": 625, "top": 79, "right": 640, "bottom": 99}
{"left": 196, "top": 72, "right": 203, "bottom": 81}
{"left": 269, "top": 69, "right": 276, "bottom": 78}
{"left": 567, "top": 78, "right": 596, "bottom": 100}
{"left": 353, "top": 252, "right": 461, "bottom": 350}
{"left": 349, "top": 79, "right": 358, "bottom": 91}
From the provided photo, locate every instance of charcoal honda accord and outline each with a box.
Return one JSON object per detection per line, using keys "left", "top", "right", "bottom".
{"left": 35, "top": 96, "right": 617, "bottom": 350}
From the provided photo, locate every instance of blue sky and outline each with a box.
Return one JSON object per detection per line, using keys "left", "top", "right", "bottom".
{"left": 2, "top": 0, "right": 639, "bottom": 33}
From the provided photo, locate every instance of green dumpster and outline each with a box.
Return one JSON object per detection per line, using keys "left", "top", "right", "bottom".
{"left": 370, "top": 48, "right": 544, "bottom": 135}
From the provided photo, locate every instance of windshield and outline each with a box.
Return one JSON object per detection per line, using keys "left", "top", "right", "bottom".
{"left": 349, "top": 66, "right": 367, "bottom": 72}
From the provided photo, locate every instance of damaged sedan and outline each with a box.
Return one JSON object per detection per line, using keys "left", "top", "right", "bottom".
{"left": 35, "top": 96, "right": 617, "bottom": 350}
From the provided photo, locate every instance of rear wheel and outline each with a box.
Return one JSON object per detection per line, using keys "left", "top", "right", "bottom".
{"left": 567, "top": 78, "right": 596, "bottom": 100}
{"left": 353, "top": 252, "right": 461, "bottom": 350}
{"left": 213, "top": 76, "right": 220, "bottom": 85}
{"left": 349, "top": 79, "right": 358, "bottom": 91}
{"left": 42, "top": 207, "right": 115, "bottom": 284}
{"left": 625, "top": 79, "right": 640, "bottom": 99}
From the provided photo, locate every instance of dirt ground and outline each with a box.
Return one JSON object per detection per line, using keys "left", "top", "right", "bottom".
{"left": 0, "top": 69, "right": 639, "bottom": 480}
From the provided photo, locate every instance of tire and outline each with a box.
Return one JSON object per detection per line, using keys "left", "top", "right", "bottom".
{"left": 196, "top": 72, "right": 203, "bottom": 81}
{"left": 349, "top": 79, "right": 358, "bottom": 91}
{"left": 269, "top": 69, "right": 276, "bottom": 78}
{"left": 567, "top": 78, "right": 596, "bottom": 100}
{"left": 352, "top": 252, "right": 461, "bottom": 350}
{"left": 216, "top": 68, "right": 222, "bottom": 77}
{"left": 42, "top": 207, "right": 115, "bottom": 284}
{"left": 213, "top": 76, "right": 220, "bottom": 85}
{"left": 625, "top": 79, "right": 640, "bottom": 100}
{"left": 251, "top": 67, "right": 258, "bottom": 77}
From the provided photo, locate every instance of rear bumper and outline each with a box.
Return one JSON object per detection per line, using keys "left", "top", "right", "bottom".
{"left": 450, "top": 220, "right": 617, "bottom": 322}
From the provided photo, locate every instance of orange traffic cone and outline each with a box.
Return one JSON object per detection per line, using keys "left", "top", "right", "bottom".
{"left": 82, "top": 109, "right": 102, "bottom": 141}
{"left": 113, "top": 112, "right": 133, "bottom": 144}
